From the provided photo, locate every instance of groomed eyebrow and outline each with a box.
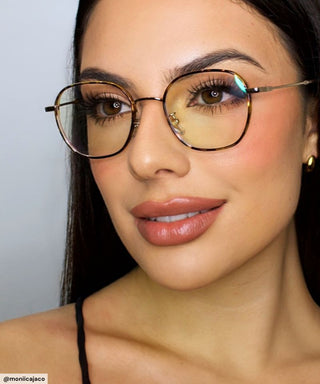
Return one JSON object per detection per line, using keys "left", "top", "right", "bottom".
{"left": 167, "top": 49, "right": 265, "bottom": 82}
{"left": 79, "top": 68, "right": 135, "bottom": 89}
{"left": 80, "top": 49, "right": 265, "bottom": 88}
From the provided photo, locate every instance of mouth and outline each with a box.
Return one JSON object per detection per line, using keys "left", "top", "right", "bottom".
{"left": 148, "top": 209, "right": 212, "bottom": 223}
{"left": 131, "top": 197, "right": 226, "bottom": 246}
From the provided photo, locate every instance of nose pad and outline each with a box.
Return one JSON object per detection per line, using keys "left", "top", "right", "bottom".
{"left": 131, "top": 120, "right": 140, "bottom": 138}
{"left": 127, "top": 99, "right": 190, "bottom": 181}
{"left": 131, "top": 97, "right": 163, "bottom": 138}
{"left": 168, "top": 112, "right": 185, "bottom": 135}
{"left": 133, "top": 98, "right": 186, "bottom": 138}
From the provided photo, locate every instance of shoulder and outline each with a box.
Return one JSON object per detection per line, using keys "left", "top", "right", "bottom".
{"left": 0, "top": 304, "right": 81, "bottom": 382}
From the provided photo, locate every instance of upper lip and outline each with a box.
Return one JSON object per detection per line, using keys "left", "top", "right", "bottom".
{"left": 131, "top": 197, "right": 226, "bottom": 218}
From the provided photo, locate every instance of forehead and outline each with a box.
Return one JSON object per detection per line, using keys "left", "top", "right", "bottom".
{"left": 81, "top": 0, "right": 296, "bottom": 87}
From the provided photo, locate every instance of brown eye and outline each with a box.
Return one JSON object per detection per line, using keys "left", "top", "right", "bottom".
{"left": 99, "top": 100, "right": 122, "bottom": 116}
{"left": 201, "top": 89, "right": 222, "bottom": 104}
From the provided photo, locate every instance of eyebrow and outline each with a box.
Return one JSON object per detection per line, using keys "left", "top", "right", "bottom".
{"left": 80, "top": 49, "right": 265, "bottom": 88}
{"left": 167, "top": 49, "right": 265, "bottom": 82}
{"left": 79, "top": 68, "right": 135, "bottom": 88}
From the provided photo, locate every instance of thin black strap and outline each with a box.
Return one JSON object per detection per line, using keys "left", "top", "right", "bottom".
{"left": 75, "top": 297, "right": 91, "bottom": 384}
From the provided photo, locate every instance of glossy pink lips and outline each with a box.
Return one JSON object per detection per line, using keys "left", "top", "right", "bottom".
{"left": 131, "top": 197, "right": 225, "bottom": 246}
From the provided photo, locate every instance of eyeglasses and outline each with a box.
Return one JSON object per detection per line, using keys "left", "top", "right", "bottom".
{"left": 45, "top": 69, "right": 315, "bottom": 158}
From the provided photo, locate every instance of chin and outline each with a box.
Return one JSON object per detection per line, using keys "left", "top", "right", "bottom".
{"left": 136, "top": 248, "right": 237, "bottom": 292}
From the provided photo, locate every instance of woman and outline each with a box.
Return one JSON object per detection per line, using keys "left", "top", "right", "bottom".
{"left": 1, "top": 0, "right": 320, "bottom": 382}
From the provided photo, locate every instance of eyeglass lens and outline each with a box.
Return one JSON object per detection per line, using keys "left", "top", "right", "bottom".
{"left": 57, "top": 71, "right": 250, "bottom": 158}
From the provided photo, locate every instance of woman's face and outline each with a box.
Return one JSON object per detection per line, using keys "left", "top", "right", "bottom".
{"left": 81, "top": 0, "right": 317, "bottom": 290}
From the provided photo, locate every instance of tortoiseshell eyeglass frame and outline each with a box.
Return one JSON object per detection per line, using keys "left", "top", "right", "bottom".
{"left": 45, "top": 69, "right": 316, "bottom": 159}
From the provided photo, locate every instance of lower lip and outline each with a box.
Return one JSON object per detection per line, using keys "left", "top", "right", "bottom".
{"left": 135, "top": 205, "right": 224, "bottom": 246}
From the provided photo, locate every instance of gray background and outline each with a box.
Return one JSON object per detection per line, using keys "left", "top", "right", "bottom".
{"left": 0, "top": 1, "right": 79, "bottom": 321}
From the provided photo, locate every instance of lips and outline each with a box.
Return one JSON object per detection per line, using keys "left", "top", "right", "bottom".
{"left": 148, "top": 209, "right": 210, "bottom": 222}
{"left": 131, "top": 197, "right": 225, "bottom": 246}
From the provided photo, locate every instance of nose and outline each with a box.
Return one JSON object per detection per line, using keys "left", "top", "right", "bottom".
{"left": 127, "top": 98, "right": 190, "bottom": 182}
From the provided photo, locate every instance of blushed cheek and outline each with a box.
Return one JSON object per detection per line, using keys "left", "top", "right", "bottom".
{"left": 234, "top": 95, "right": 305, "bottom": 176}
{"left": 223, "top": 95, "right": 306, "bottom": 224}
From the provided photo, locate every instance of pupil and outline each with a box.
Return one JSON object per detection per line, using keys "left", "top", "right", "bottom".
{"left": 202, "top": 89, "right": 222, "bottom": 104}
{"left": 103, "top": 100, "right": 121, "bottom": 115}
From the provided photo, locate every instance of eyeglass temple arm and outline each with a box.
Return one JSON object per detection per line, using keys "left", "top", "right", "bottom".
{"left": 247, "top": 79, "right": 316, "bottom": 94}
{"left": 45, "top": 100, "right": 79, "bottom": 112}
{"left": 45, "top": 106, "right": 55, "bottom": 112}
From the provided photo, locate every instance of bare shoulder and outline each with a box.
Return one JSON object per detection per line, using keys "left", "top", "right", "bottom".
{"left": 0, "top": 304, "right": 81, "bottom": 382}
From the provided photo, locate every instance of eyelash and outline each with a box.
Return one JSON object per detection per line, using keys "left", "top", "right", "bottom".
{"left": 187, "top": 78, "right": 246, "bottom": 113}
{"left": 81, "top": 93, "right": 128, "bottom": 125}
{"left": 78, "top": 77, "right": 246, "bottom": 125}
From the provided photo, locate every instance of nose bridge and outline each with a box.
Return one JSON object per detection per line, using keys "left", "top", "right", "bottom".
{"left": 132, "top": 96, "right": 165, "bottom": 130}
{"left": 132, "top": 96, "right": 185, "bottom": 138}
{"left": 133, "top": 96, "right": 164, "bottom": 119}
{"left": 127, "top": 95, "right": 190, "bottom": 181}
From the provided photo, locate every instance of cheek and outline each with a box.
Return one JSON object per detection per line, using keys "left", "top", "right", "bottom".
{"left": 90, "top": 157, "right": 125, "bottom": 206}
{"left": 223, "top": 94, "right": 306, "bottom": 231}
{"left": 90, "top": 157, "right": 133, "bottom": 244}
{"left": 235, "top": 94, "right": 305, "bottom": 177}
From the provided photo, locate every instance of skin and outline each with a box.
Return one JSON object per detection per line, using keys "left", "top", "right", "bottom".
{"left": 0, "top": 0, "right": 319, "bottom": 382}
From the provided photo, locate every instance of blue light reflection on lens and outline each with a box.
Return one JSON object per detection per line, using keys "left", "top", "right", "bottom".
{"left": 234, "top": 74, "right": 247, "bottom": 93}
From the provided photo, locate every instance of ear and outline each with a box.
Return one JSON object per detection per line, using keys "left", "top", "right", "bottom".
{"left": 302, "top": 98, "right": 318, "bottom": 162}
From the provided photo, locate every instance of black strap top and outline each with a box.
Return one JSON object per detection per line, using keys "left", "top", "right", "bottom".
{"left": 75, "top": 297, "right": 91, "bottom": 384}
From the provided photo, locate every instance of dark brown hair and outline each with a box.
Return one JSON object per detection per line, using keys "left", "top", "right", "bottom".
{"left": 60, "top": 0, "right": 320, "bottom": 305}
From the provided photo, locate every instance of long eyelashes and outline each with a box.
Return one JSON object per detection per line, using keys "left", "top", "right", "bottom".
{"left": 80, "top": 92, "right": 130, "bottom": 125}
{"left": 76, "top": 76, "right": 247, "bottom": 126}
{"left": 186, "top": 77, "right": 247, "bottom": 114}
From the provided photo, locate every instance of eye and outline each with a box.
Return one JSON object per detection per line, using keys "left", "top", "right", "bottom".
{"left": 96, "top": 98, "right": 131, "bottom": 117}
{"left": 81, "top": 92, "right": 132, "bottom": 122}
{"left": 186, "top": 77, "right": 247, "bottom": 112}
{"left": 198, "top": 89, "right": 223, "bottom": 104}
{"left": 189, "top": 86, "right": 235, "bottom": 107}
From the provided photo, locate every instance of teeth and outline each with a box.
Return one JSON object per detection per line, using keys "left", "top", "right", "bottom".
{"left": 149, "top": 210, "right": 209, "bottom": 223}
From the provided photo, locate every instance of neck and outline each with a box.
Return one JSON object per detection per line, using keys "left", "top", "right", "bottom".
{"left": 130, "top": 220, "right": 319, "bottom": 376}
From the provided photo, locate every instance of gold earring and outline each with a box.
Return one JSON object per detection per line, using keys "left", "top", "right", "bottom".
{"left": 306, "top": 155, "right": 316, "bottom": 172}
